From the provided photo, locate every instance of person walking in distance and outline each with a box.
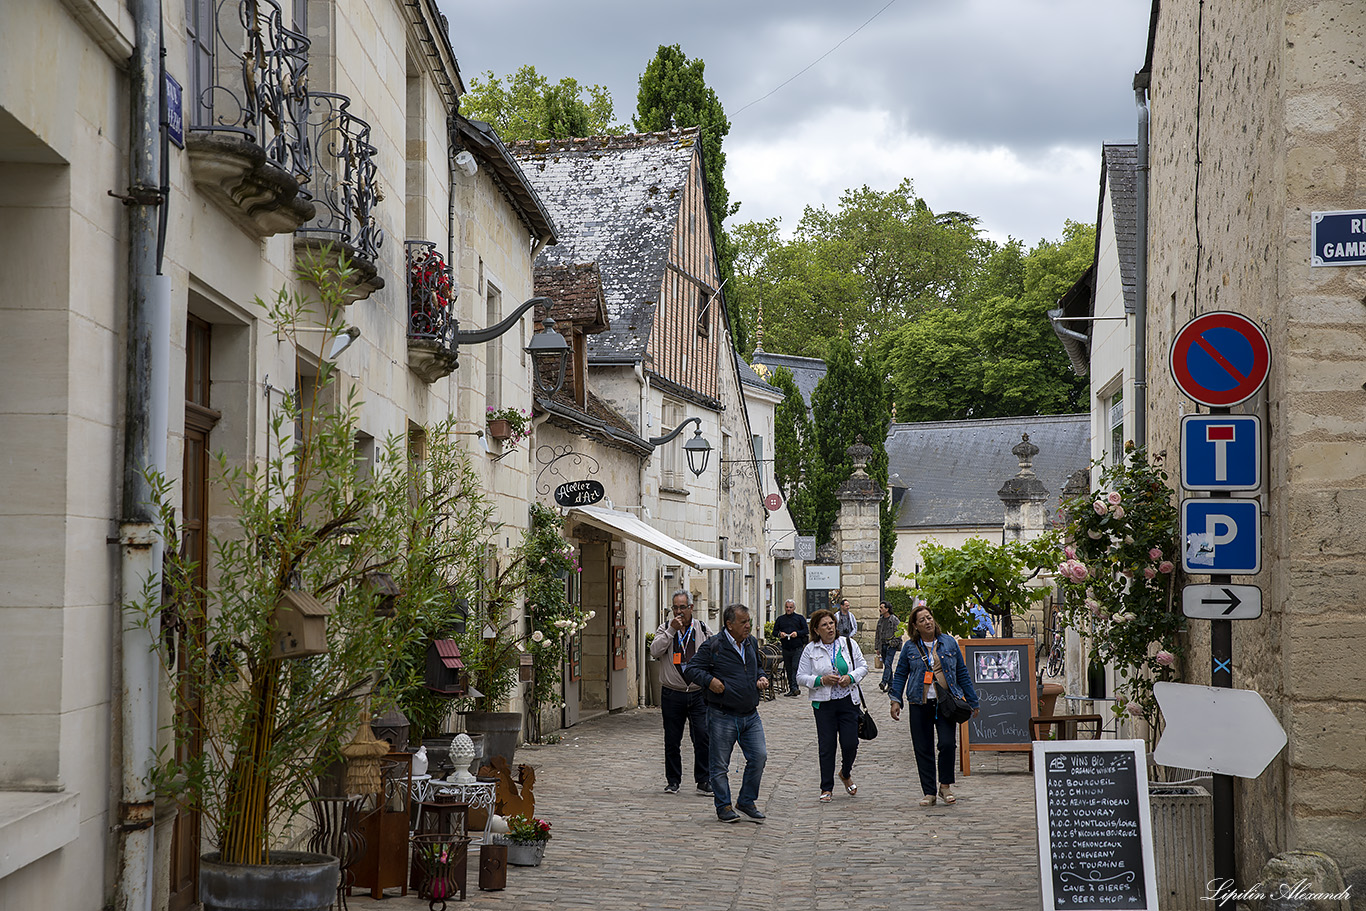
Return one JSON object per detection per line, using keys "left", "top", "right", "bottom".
{"left": 874, "top": 601, "right": 900, "bottom": 692}
{"left": 648, "top": 590, "right": 712, "bottom": 795}
{"left": 796, "top": 608, "right": 869, "bottom": 802}
{"left": 888, "top": 603, "right": 979, "bottom": 806}
{"left": 773, "top": 598, "right": 808, "bottom": 696}
{"left": 683, "top": 604, "right": 770, "bottom": 823}
{"left": 835, "top": 598, "right": 858, "bottom": 638}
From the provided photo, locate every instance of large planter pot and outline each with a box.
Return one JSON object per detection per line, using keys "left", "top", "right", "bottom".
{"left": 200, "top": 851, "right": 339, "bottom": 911}
{"left": 503, "top": 840, "right": 547, "bottom": 867}
{"left": 464, "top": 711, "right": 522, "bottom": 768}
{"left": 645, "top": 656, "right": 662, "bottom": 707}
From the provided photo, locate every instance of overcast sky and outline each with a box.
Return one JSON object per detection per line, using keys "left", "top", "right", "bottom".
{"left": 438, "top": 0, "right": 1153, "bottom": 246}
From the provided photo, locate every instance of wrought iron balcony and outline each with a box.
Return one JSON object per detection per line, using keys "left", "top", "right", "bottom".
{"left": 295, "top": 92, "right": 385, "bottom": 303}
{"left": 185, "top": 0, "right": 314, "bottom": 236}
{"left": 406, "top": 241, "right": 459, "bottom": 383}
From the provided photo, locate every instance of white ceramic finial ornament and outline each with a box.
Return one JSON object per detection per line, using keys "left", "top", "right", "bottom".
{"left": 449, "top": 733, "right": 477, "bottom": 784}
{"left": 411, "top": 745, "right": 428, "bottom": 777}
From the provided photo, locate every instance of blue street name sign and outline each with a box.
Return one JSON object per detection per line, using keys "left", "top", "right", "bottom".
{"left": 1181, "top": 414, "right": 1261, "bottom": 491}
{"left": 165, "top": 73, "right": 184, "bottom": 149}
{"left": 1181, "top": 499, "right": 1261, "bottom": 575}
{"left": 1311, "top": 210, "right": 1366, "bottom": 267}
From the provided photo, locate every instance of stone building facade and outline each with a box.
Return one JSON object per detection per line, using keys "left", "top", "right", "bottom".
{"left": 1142, "top": 0, "right": 1366, "bottom": 890}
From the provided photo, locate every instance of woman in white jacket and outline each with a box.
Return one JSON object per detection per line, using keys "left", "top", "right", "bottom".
{"left": 796, "top": 608, "right": 869, "bottom": 802}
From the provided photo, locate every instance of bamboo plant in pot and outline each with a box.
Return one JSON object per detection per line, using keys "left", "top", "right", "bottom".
{"left": 129, "top": 261, "right": 427, "bottom": 910}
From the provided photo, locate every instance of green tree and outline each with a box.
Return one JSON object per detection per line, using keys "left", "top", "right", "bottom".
{"left": 461, "top": 65, "right": 619, "bottom": 141}
{"left": 634, "top": 45, "right": 745, "bottom": 349}
{"left": 767, "top": 366, "right": 823, "bottom": 535}
{"left": 808, "top": 338, "right": 894, "bottom": 572}
{"left": 907, "top": 536, "right": 1056, "bottom": 638}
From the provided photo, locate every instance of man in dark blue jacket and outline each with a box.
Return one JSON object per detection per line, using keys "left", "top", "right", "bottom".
{"left": 683, "top": 604, "right": 770, "bottom": 823}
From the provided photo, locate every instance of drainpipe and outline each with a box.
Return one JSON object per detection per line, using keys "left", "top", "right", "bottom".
{"left": 1133, "top": 76, "right": 1150, "bottom": 450}
{"left": 117, "top": 0, "right": 169, "bottom": 908}
{"left": 635, "top": 360, "right": 651, "bottom": 701}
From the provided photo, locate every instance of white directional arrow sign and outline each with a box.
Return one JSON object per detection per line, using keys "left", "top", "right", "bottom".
{"left": 1152, "top": 682, "right": 1286, "bottom": 778}
{"left": 1182, "top": 583, "right": 1263, "bottom": 620}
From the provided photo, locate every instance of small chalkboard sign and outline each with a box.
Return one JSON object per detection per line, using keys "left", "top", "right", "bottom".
{"left": 959, "top": 637, "right": 1037, "bottom": 773}
{"left": 1034, "top": 740, "right": 1158, "bottom": 911}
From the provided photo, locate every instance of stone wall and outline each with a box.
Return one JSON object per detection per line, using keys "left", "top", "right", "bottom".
{"left": 1147, "top": 0, "right": 1366, "bottom": 887}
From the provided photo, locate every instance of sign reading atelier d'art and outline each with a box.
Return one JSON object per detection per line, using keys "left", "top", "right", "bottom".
{"left": 1033, "top": 740, "right": 1159, "bottom": 911}
{"left": 553, "top": 480, "right": 605, "bottom": 508}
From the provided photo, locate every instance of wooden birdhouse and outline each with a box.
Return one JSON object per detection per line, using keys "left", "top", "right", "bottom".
{"left": 362, "top": 571, "right": 401, "bottom": 617}
{"left": 271, "top": 590, "right": 331, "bottom": 659}
{"left": 424, "top": 639, "right": 466, "bottom": 695}
{"left": 518, "top": 652, "right": 535, "bottom": 683}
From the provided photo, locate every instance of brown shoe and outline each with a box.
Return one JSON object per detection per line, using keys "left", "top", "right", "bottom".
{"left": 938, "top": 784, "right": 957, "bottom": 804}
{"left": 919, "top": 794, "right": 936, "bottom": 807}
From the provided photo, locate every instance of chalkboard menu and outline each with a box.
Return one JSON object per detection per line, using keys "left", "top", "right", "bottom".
{"left": 960, "top": 638, "right": 1037, "bottom": 771}
{"left": 1033, "top": 740, "right": 1158, "bottom": 911}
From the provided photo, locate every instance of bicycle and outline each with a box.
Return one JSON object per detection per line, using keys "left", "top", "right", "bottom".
{"left": 1044, "top": 626, "right": 1065, "bottom": 678}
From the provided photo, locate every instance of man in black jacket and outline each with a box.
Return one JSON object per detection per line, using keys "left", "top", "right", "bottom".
{"left": 683, "top": 604, "right": 769, "bottom": 823}
{"left": 773, "top": 599, "right": 807, "bottom": 696}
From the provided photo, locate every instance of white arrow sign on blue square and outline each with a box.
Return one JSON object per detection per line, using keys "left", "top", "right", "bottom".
{"left": 1181, "top": 414, "right": 1261, "bottom": 491}
{"left": 1181, "top": 499, "right": 1261, "bottom": 574}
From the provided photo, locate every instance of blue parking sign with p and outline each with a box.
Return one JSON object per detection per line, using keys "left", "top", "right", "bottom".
{"left": 1181, "top": 415, "right": 1261, "bottom": 491}
{"left": 1181, "top": 499, "right": 1261, "bottom": 575}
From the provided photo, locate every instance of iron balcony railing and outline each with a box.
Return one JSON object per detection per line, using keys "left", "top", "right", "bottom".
{"left": 406, "top": 241, "right": 456, "bottom": 350}
{"left": 297, "top": 92, "right": 384, "bottom": 263}
{"left": 187, "top": 0, "right": 311, "bottom": 182}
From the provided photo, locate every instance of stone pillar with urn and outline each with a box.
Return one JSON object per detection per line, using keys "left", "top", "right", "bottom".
{"left": 831, "top": 436, "right": 886, "bottom": 651}
{"left": 996, "top": 433, "right": 1051, "bottom": 637}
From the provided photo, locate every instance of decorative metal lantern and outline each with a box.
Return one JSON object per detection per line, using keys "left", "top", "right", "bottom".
{"left": 362, "top": 571, "right": 401, "bottom": 617}
{"left": 425, "top": 639, "right": 467, "bottom": 696}
{"left": 518, "top": 652, "right": 534, "bottom": 683}
{"left": 270, "top": 590, "right": 331, "bottom": 658}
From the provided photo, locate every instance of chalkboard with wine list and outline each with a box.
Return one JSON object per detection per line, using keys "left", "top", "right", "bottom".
{"left": 1033, "top": 740, "right": 1158, "bottom": 911}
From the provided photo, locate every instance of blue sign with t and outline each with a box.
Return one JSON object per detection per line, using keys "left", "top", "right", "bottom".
{"left": 1181, "top": 415, "right": 1261, "bottom": 491}
{"left": 1181, "top": 499, "right": 1261, "bottom": 575}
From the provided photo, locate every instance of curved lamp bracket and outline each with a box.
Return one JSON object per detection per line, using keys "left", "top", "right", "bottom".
{"left": 647, "top": 416, "right": 701, "bottom": 447}
{"left": 453, "top": 296, "right": 551, "bottom": 345}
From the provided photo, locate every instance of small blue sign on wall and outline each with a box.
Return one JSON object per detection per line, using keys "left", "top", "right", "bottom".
{"left": 1181, "top": 499, "right": 1261, "bottom": 575}
{"left": 165, "top": 73, "right": 184, "bottom": 149}
{"left": 1311, "top": 210, "right": 1366, "bottom": 266}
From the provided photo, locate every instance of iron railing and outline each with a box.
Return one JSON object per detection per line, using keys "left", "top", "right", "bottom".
{"left": 406, "top": 241, "right": 456, "bottom": 349}
{"left": 298, "top": 92, "right": 384, "bottom": 263}
{"left": 187, "top": 0, "right": 311, "bottom": 182}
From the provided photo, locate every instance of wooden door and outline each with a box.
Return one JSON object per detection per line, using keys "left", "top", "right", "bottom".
{"left": 169, "top": 317, "right": 218, "bottom": 910}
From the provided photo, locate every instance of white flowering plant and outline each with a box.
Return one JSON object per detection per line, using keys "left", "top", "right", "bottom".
{"left": 1055, "top": 445, "right": 1185, "bottom": 731}
{"left": 522, "top": 503, "right": 588, "bottom": 738}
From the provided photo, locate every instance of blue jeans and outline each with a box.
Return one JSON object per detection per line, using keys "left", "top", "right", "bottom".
{"left": 880, "top": 645, "right": 899, "bottom": 688}
{"left": 661, "top": 686, "right": 709, "bottom": 787}
{"left": 706, "top": 708, "right": 767, "bottom": 810}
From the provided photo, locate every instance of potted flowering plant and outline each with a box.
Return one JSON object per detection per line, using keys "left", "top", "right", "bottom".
{"left": 499, "top": 814, "right": 551, "bottom": 866}
{"left": 486, "top": 406, "right": 532, "bottom": 446}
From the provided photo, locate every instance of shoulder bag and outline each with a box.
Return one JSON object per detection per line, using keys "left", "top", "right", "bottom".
{"left": 845, "top": 636, "right": 878, "bottom": 740}
{"left": 931, "top": 639, "right": 974, "bottom": 724}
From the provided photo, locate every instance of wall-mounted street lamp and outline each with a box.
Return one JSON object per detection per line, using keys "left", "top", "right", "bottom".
{"left": 649, "top": 416, "right": 712, "bottom": 478}
{"left": 287, "top": 325, "right": 362, "bottom": 359}
{"left": 453, "top": 296, "right": 570, "bottom": 396}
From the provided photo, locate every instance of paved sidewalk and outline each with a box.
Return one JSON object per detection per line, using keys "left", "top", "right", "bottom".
{"left": 350, "top": 687, "right": 1042, "bottom": 910}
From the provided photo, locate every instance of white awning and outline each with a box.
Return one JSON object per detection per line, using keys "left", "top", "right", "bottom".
{"left": 567, "top": 505, "right": 740, "bottom": 571}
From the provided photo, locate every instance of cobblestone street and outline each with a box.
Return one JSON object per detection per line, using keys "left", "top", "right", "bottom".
{"left": 351, "top": 687, "right": 1041, "bottom": 911}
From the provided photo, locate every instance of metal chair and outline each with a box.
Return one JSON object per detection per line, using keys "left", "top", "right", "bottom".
{"left": 307, "top": 791, "right": 366, "bottom": 911}
{"left": 759, "top": 642, "right": 784, "bottom": 701}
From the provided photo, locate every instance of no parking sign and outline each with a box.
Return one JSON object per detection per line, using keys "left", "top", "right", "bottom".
{"left": 1169, "top": 312, "right": 1270, "bottom": 407}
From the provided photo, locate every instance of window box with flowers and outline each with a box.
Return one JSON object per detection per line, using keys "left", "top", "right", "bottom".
{"left": 486, "top": 407, "right": 531, "bottom": 447}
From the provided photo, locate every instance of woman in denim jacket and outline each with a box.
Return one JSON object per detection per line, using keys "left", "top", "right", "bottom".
{"left": 888, "top": 604, "right": 979, "bottom": 806}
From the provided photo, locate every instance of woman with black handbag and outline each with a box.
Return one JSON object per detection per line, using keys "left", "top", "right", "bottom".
{"left": 795, "top": 609, "right": 868, "bottom": 803}
{"left": 888, "top": 603, "right": 979, "bottom": 806}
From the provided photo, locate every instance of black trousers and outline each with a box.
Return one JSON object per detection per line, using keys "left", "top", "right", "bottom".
{"left": 781, "top": 645, "right": 803, "bottom": 692}
{"left": 907, "top": 699, "right": 958, "bottom": 795}
{"left": 812, "top": 695, "right": 860, "bottom": 792}
{"left": 661, "top": 686, "right": 709, "bottom": 786}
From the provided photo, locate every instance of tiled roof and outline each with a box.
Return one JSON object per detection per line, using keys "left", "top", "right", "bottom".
{"left": 511, "top": 130, "right": 700, "bottom": 362}
{"left": 750, "top": 351, "right": 828, "bottom": 409}
{"left": 535, "top": 263, "right": 608, "bottom": 333}
{"left": 887, "top": 414, "right": 1091, "bottom": 528}
{"left": 1102, "top": 144, "right": 1138, "bottom": 313}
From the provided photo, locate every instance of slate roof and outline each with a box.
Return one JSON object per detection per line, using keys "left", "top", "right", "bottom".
{"left": 453, "top": 117, "right": 557, "bottom": 242}
{"left": 510, "top": 130, "right": 701, "bottom": 362}
{"left": 1102, "top": 144, "right": 1139, "bottom": 314}
{"left": 887, "top": 414, "right": 1091, "bottom": 529}
{"left": 736, "top": 352, "right": 782, "bottom": 395}
{"left": 750, "top": 351, "right": 828, "bottom": 409}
